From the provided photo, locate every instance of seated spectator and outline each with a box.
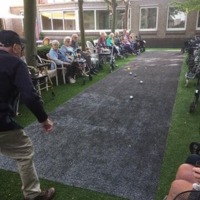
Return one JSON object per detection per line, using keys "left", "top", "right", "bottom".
{"left": 121, "top": 29, "right": 129, "bottom": 41}
{"left": 61, "top": 36, "right": 89, "bottom": 77}
{"left": 114, "top": 31, "right": 128, "bottom": 57}
{"left": 106, "top": 32, "right": 121, "bottom": 57}
{"left": 129, "top": 32, "right": 138, "bottom": 50}
{"left": 60, "top": 36, "right": 74, "bottom": 60}
{"left": 49, "top": 40, "right": 76, "bottom": 83}
{"left": 164, "top": 154, "right": 200, "bottom": 200}
{"left": 114, "top": 31, "right": 121, "bottom": 47}
{"left": 43, "top": 37, "right": 50, "bottom": 45}
{"left": 121, "top": 29, "right": 136, "bottom": 54}
{"left": 71, "top": 33, "right": 97, "bottom": 75}
{"left": 97, "top": 31, "right": 107, "bottom": 50}
{"left": 97, "top": 31, "right": 112, "bottom": 55}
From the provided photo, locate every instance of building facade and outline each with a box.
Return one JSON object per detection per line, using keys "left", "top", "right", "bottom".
{"left": 4, "top": 0, "right": 200, "bottom": 47}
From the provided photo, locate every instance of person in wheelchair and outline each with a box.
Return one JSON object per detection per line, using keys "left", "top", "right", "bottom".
{"left": 71, "top": 33, "right": 98, "bottom": 75}
{"left": 49, "top": 40, "right": 76, "bottom": 83}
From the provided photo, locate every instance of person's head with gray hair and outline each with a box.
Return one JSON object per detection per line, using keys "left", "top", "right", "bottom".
{"left": 72, "top": 34, "right": 78, "bottom": 41}
{"left": 51, "top": 40, "right": 60, "bottom": 46}
{"left": 63, "top": 36, "right": 72, "bottom": 47}
{"left": 109, "top": 32, "right": 114, "bottom": 38}
{"left": 115, "top": 31, "right": 119, "bottom": 36}
{"left": 51, "top": 40, "right": 60, "bottom": 50}
{"left": 63, "top": 36, "right": 71, "bottom": 44}
{"left": 99, "top": 31, "right": 107, "bottom": 39}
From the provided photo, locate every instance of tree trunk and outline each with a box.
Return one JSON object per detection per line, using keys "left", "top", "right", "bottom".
{"left": 0, "top": 19, "right": 4, "bottom": 30}
{"left": 23, "top": 0, "right": 37, "bottom": 66}
{"left": 111, "top": 0, "right": 116, "bottom": 33}
{"left": 78, "top": 0, "right": 86, "bottom": 51}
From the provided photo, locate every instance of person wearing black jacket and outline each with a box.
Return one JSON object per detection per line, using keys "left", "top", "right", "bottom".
{"left": 0, "top": 30, "right": 55, "bottom": 200}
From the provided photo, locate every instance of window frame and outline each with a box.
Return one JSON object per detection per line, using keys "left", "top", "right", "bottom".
{"left": 39, "top": 8, "right": 129, "bottom": 33}
{"left": 139, "top": 6, "right": 158, "bottom": 32}
{"left": 166, "top": 6, "right": 187, "bottom": 31}
{"left": 39, "top": 10, "right": 78, "bottom": 32}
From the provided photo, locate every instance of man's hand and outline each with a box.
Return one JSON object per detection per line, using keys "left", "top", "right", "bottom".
{"left": 42, "top": 118, "right": 53, "bottom": 133}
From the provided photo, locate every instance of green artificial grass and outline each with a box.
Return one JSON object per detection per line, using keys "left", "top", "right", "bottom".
{"left": 155, "top": 54, "right": 200, "bottom": 200}
{"left": 0, "top": 56, "right": 134, "bottom": 200}
{"left": 0, "top": 169, "right": 126, "bottom": 200}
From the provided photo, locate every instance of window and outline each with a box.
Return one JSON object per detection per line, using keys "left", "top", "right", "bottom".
{"left": 63, "top": 11, "right": 76, "bottom": 30}
{"left": 140, "top": 7, "right": 158, "bottom": 31}
{"left": 116, "top": 10, "right": 125, "bottom": 29}
{"left": 96, "top": 10, "right": 110, "bottom": 30}
{"left": 40, "top": 9, "right": 126, "bottom": 32}
{"left": 40, "top": 11, "right": 76, "bottom": 31}
{"left": 52, "top": 12, "right": 63, "bottom": 30}
{"left": 96, "top": 10, "right": 125, "bottom": 30}
{"left": 197, "top": 11, "right": 200, "bottom": 30}
{"left": 41, "top": 12, "right": 52, "bottom": 30}
{"left": 83, "top": 11, "right": 95, "bottom": 30}
{"left": 167, "top": 7, "right": 187, "bottom": 30}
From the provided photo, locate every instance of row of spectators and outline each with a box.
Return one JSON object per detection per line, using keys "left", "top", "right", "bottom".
{"left": 46, "top": 29, "right": 140, "bottom": 84}
{"left": 48, "top": 33, "right": 97, "bottom": 84}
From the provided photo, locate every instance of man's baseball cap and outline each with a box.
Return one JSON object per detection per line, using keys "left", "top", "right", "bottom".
{"left": 0, "top": 30, "right": 26, "bottom": 47}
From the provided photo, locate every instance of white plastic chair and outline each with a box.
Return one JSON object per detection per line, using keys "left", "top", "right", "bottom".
{"left": 46, "top": 53, "right": 67, "bottom": 84}
{"left": 39, "top": 58, "right": 58, "bottom": 86}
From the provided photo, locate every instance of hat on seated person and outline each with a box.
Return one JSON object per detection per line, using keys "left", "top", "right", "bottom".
{"left": 0, "top": 30, "right": 26, "bottom": 47}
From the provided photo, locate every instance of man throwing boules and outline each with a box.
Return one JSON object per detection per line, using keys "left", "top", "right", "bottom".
{"left": 0, "top": 30, "right": 55, "bottom": 200}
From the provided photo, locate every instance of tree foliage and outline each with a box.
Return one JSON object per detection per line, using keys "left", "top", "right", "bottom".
{"left": 172, "top": 0, "right": 200, "bottom": 13}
